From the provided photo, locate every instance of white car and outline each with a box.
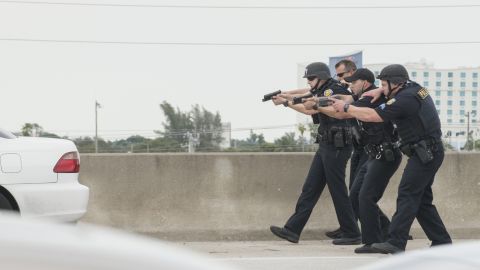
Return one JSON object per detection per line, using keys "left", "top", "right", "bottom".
{"left": 0, "top": 214, "right": 235, "bottom": 270}
{"left": 0, "top": 128, "right": 89, "bottom": 222}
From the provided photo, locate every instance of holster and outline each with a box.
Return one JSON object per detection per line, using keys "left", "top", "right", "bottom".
{"left": 400, "top": 139, "right": 435, "bottom": 164}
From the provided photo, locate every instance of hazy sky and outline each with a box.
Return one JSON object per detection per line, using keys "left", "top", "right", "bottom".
{"left": 1, "top": 0, "right": 480, "bottom": 141}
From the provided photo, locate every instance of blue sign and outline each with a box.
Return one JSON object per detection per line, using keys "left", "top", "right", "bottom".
{"left": 328, "top": 51, "right": 363, "bottom": 77}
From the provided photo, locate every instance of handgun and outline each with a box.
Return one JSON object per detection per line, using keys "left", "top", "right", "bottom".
{"left": 262, "top": 90, "right": 281, "bottom": 102}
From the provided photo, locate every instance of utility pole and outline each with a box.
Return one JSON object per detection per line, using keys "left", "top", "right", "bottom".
{"left": 95, "top": 101, "right": 102, "bottom": 153}
{"left": 467, "top": 111, "right": 471, "bottom": 151}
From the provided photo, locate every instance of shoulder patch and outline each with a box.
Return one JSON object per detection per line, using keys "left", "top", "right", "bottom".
{"left": 417, "top": 88, "right": 429, "bottom": 99}
{"left": 386, "top": 98, "right": 396, "bottom": 105}
{"left": 324, "top": 89, "right": 334, "bottom": 97}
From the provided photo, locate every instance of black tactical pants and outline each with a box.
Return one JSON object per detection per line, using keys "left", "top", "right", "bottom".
{"left": 285, "top": 142, "right": 360, "bottom": 238}
{"left": 349, "top": 148, "right": 369, "bottom": 190}
{"left": 350, "top": 150, "right": 402, "bottom": 244}
{"left": 387, "top": 149, "right": 452, "bottom": 250}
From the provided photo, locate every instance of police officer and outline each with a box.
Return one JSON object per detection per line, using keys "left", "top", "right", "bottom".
{"left": 269, "top": 62, "right": 361, "bottom": 245}
{"left": 326, "top": 68, "right": 403, "bottom": 253}
{"left": 326, "top": 60, "right": 369, "bottom": 240}
{"left": 331, "top": 64, "right": 452, "bottom": 253}
{"left": 334, "top": 59, "right": 357, "bottom": 87}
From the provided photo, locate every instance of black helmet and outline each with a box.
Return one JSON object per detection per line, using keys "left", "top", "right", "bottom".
{"left": 303, "top": 62, "right": 331, "bottom": 80}
{"left": 377, "top": 64, "right": 409, "bottom": 84}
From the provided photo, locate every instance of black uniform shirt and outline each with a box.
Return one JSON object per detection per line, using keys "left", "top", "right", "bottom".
{"left": 374, "top": 82, "right": 441, "bottom": 143}
{"left": 352, "top": 88, "right": 397, "bottom": 145}
{"left": 313, "top": 79, "right": 351, "bottom": 130}
{"left": 374, "top": 91, "right": 420, "bottom": 122}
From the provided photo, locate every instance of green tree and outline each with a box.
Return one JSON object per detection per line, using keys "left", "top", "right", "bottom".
{"left": 442, "top": 140, "right": 455, "bottom": 151}
{"left": 21, "top": 123, "right": 43, "bottom": 137}
{"left": 228, "top": 130, "right": 275, "bottom": 152}
{"left": 191, "top": 105, "right": 223, "bottom": 151}
{"left": 274, "top": 132, "right": 299, "bottom": 152}
{"left": 158, "top": 101, "right": 224, "bottom": 152}
{"left": 20, "top": 123, "right": 62, "bottom": 138}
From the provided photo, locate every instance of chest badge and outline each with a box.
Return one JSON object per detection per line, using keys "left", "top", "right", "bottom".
{"left": 324, "top": 89, "right": 334, "bottom": 97}
{"left": 386, "top": 98, "right": 396, "bottom": 105}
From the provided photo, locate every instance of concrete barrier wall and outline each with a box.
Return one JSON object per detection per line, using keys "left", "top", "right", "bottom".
{"left": 79, "top": 152, "right": 480, "bottom": 241}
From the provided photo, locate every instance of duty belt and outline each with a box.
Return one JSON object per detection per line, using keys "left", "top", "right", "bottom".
{"left": 364, "top": 142, "right": 397, "bottom": 161}
{"left": 316, "top": 126, "right": 353, "bottom": 148}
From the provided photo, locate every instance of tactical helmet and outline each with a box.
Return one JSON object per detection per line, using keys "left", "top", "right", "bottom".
{"left": 303, "top": 62, "right": 331, "bottom": 80}
{"left": 377, "top": 64, "right": 409, "bottom": 84}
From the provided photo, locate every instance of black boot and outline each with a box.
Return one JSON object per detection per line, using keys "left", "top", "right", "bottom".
{"left": 371, "top": 242, "right": 404, "bottom": 254}
{"left": 270, "top": 226, "right": 299, "bottom": 243}
{"left": 354, "top": 244, "right": 378, "bottom": 254}
{"left": 332, "top": 235, "right": 361, "bottom": 245}
{"left": 325, "top": 228, "right": 343, "bottom": 239}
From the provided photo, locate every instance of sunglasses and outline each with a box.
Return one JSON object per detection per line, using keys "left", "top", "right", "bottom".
{"left": 307, "top": 76, "right": 317, "bottom": 81}
{"left": 336, "top": 72, "right": 346, "bottom": 78}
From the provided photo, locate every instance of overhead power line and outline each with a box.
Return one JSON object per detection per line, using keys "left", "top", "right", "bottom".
{"left": 1, "top": 38, "right": 480, "bottom": 46}
{"left": 1, "top": 1, "right": 480, "bottom": 9}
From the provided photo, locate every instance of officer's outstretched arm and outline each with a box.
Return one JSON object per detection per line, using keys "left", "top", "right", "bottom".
{"left": 318, "top": 106, "right": 353, "bottom": 119}
{"left": 347, "top": 106, "right": 383, "bottom": 122}
{"left": 285, "top": 102, "right": 319, "bottom": 115}
{"left": 281, "top": 88, "right": 311, "bottom": 95}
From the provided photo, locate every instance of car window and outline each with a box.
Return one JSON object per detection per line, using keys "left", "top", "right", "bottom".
{"left": 0, "top": 128, "right": 16, "bottom": 139}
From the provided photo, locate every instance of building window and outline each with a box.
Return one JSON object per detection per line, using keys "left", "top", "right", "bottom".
{"left": 437, "top": 110, "right": 441, "bottom": 115}
{"left": 436, "top": 100, "right": 440, "bottom": 106}
{"left": 473, "top": 91, "right": 478, "bottom": 97}
{"left": 436, "top": 72, "right": 441, "bottom": 78}
{"left": 411, "top": 71, "right": 417, "bottom": 77}
{"left": 374, "top": 71, "right": 379, "bottom": 77}
{"left": 447, "top": 110, "right": 452, "bottom": 115}
{"left": 461, "top": 72, "right": 466, "bottom": 78}
{"left": 460, "top": 110, "right": 465, "bottom": 116}
{"left": 474, "top": 72, "right": 478, "bottom": 79}
{"left": 424, "top": 81, "right": 429, "bottom": 87}
{"left": 473, "top": 101, "right": 477, "bottom": 106}
{"left": 473, "top": 110, "right": 477, "bottom": 115}
{"left": 436, "top": 81, "right": 441, "bottom": 88}
{"left": 474, "top": 82, "right": 478, "bottom": 88}
{"left": 448, "top": 72, "right": 453, "bottom": 78}
{"left": 460, "top": 91, "right": 465, "bottom": 96}
{"left": 447, "top": 119, "right": 452, "bottom": 123}
{"left": 448, "top": 100, "right": 453, "bottom": 106}
{"left": 473, "top": 119, "right": 478, "bottom": 123}
{"left": 448, "top": 82, "right": 453, "bottom": 87}
{"left": 460, "top": 100, "right": 465, "bottom": 106}
{"left": 447, "top": 91, "right": 453, "bottom": 96}
{"left": 435, "top": 90, "right": 441, "bottom": 96}
{"left": 424, "top": 72, "right": 429, "bottom": 78}
{"left": 460, "top": 119, "right": 465, "bottom": 123}
{"left": 461, "top": 82, "right": 466, "bottom": 88}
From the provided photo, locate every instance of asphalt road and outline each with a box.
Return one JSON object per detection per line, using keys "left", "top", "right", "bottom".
{"left": 178, "top": 239, "right": 451, "bottom": 270}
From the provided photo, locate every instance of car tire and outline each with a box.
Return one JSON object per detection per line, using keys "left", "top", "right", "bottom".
{"left": 0, "top": 192, "right": 16, "bottom": 211}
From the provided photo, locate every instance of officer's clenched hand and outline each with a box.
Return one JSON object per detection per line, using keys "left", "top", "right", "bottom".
{"left": 303, "top": 97, "right": 319, "bottom": 110}
{"left": 361, "top": 87, "right": 384, "bottom": 103}
{"left": 330, "top": 98, "right": 346, "bottom": 112}
{"left": 272, "top": 95, "right": 287, "bottom": 106}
